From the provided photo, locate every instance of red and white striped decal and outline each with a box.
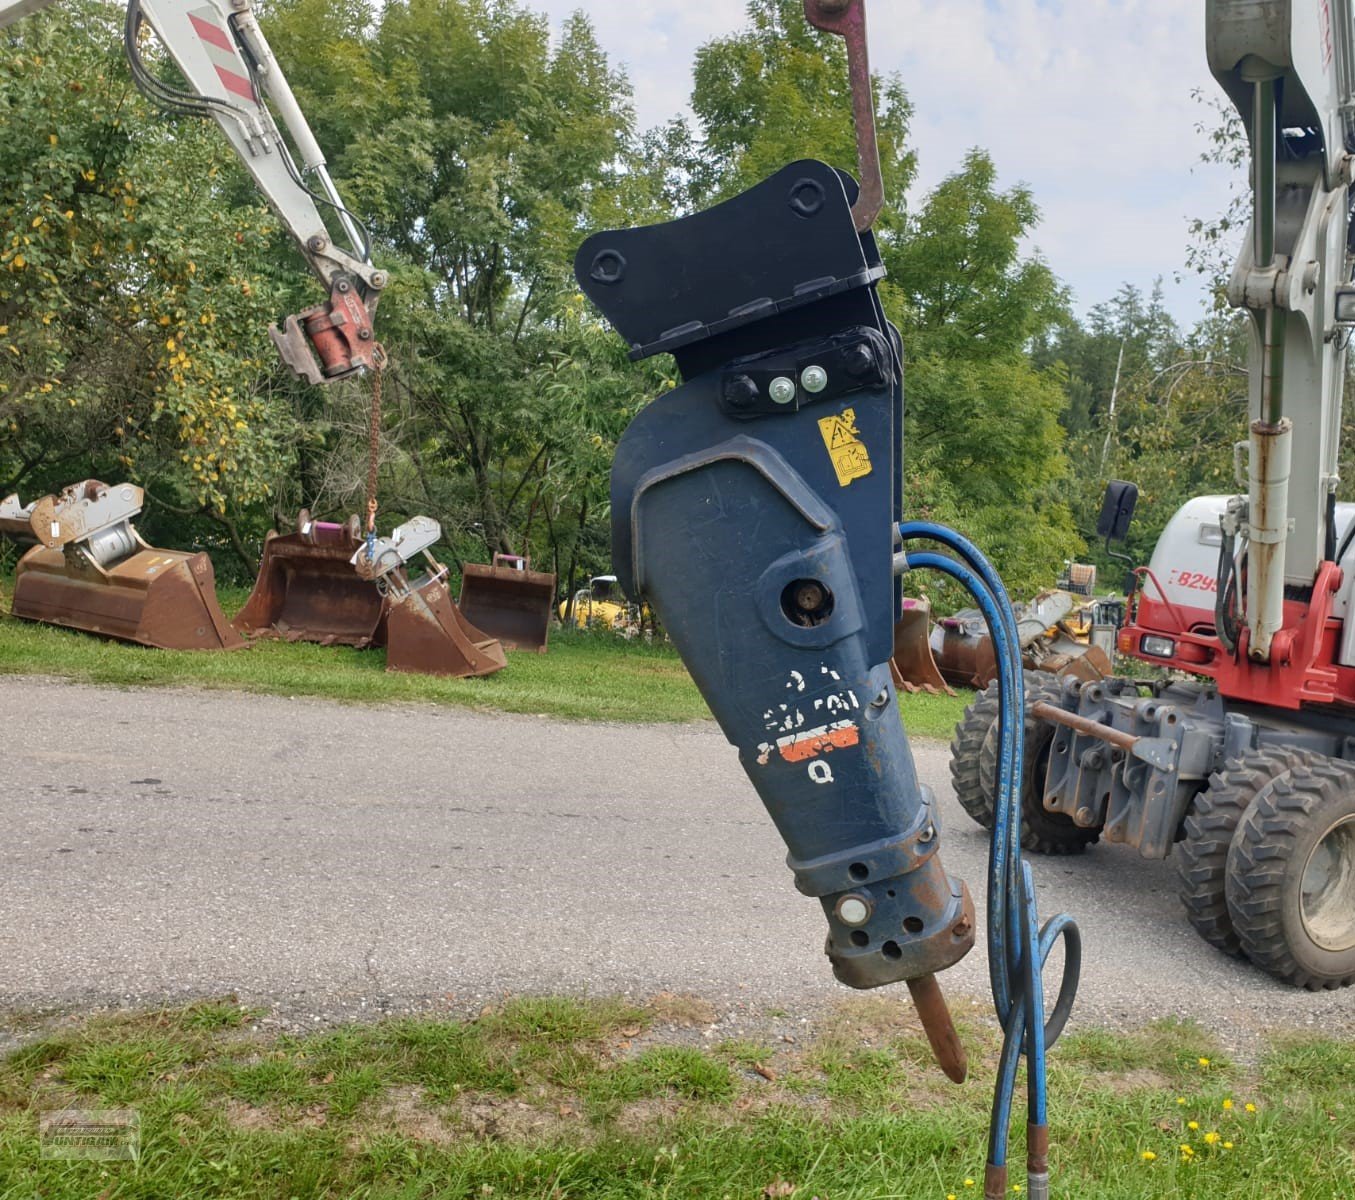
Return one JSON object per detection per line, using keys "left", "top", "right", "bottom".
{"left": 188, "top": 8, "right": 255, "bottom": 102}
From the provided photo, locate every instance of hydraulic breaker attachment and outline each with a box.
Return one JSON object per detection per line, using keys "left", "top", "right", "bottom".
{"left": 577, "top": 156, "right": 973, "bottom": 1079}
{"left": 4, "top": 480, "right": 243, "bottom": 651}
{"left": 458, "top": 554, "right": 556, "bottom": 653}
{"left": 233, "top": 511, "right": 386, "bottom": 646}
{"left": 355, "top": 516, "right": 507, "bottom": 678}
{"left": 891, "top": 598, "right": 954, "bottom": 696}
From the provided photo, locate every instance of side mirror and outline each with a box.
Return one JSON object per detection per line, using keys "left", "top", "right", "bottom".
{"left": 1097, "top": 480, "right": 1138, "bottom": 544}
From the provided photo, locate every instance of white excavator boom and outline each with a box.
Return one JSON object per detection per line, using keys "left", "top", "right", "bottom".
{"left": 1, "top": 0, "right": 385, "bottom": 384}
{"left": 1207, "top": 0, "right": 1355, "bottom": 661}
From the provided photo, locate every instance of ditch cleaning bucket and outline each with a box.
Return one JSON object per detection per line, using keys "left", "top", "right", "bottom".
{"left": 4, "top": 481, "right": 243, "bottom": 651}
{"left": 232, "top": 511, "right": 385, "bottom": 647}
{"left": 457, "top": 554, "right": 556, "bottom": 653}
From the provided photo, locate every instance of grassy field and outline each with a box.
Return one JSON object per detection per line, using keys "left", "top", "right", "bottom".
{"left": 2, "top": 995, "right": 1349, "bottom": 1198}
{"left": 0, "top": 583, "right": 973, "bottom": 736}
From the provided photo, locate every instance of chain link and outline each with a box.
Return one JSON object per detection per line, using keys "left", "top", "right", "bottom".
{"left": 365, "top": 365, "right": 383, "bottom": 534}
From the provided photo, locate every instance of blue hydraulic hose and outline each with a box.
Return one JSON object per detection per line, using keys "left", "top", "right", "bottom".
{"left": 898, "top": 522, "right": 1082, "bottom": 1199}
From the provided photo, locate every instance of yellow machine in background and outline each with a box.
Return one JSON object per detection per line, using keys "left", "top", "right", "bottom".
{"left": 560, "top": 575, "right": 646, "bottom": 636}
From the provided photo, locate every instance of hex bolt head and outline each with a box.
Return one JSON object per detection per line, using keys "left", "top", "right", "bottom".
{"left": 836, "top": 895, "right": 872, "bottom": 926}
{"left": 801, "top": 365, "right": 829, "bottom": 393}
{"left": 370, "top": 271, "right": 388, "bottom": 289}
{"left": 769, "top": 376, "right": 797, "bottom": 405}
{"left": 844, "top": 343, "right": 876, "bottom": 378}
{"left": 724, "top": 374, "right": 759, "bottom": 410}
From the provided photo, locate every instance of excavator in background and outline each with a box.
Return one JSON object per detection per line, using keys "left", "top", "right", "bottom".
{"left": 0, "top": 0, "right": 505, "bottom": 677}
{"left": 954, "top": 0, "right": 1355, "bottom": 991}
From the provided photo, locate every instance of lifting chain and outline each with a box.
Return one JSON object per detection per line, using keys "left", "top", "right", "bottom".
{"left": 364, "top": 364, "right": 383, "bottom": 560}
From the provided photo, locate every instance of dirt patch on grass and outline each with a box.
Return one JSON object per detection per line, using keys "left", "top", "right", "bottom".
{"left": 645, "top": 992, "right": 716, "bottom": 1028}
{"left": 454, "top": 1090, "right": 592, "bottom": 1143}
{"left": 221, "top": 1099, "right": 284, "bottom": 1133}
{"left": 365, "top": 1085, "right": 459, "bottom": 1145}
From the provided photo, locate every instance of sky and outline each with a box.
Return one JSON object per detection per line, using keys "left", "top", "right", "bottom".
{"left": 531, "top": 0, "right": 1241, "bottom": 329}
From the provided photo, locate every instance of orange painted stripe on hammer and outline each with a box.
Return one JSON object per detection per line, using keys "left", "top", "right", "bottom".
{"left": 778, "top": 721, "right": 860, "bottom": 763}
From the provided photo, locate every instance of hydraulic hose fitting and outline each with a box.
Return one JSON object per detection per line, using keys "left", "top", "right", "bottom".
{"left": 1027, "top": 1122, "right": 1050, "bottom": 1200}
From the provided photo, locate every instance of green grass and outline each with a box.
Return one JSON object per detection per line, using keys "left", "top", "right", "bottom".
{"left": 2, "top": 996, "right": 1350, "bottom": 1198}
{"left": 0, "top": 582, "right": 974, "bottom": 734}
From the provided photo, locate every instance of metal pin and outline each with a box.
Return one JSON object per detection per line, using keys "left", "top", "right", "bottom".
{"left": 906, "top": 972, "right": 968, "bottom": 1084}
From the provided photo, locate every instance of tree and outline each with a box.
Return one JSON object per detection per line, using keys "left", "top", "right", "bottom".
{"left": 0, "top": 0, "right": 302, "bottom": 569}
{"left": 258, "top": 0, "right": 653, "bottom": 577}
{"left": 687, "top": 4, "right": 1081, "bottom": 598}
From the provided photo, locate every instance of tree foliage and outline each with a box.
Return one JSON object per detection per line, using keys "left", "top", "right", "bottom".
{"left": 0, "top": 0, "right": 299, "bottom": 552}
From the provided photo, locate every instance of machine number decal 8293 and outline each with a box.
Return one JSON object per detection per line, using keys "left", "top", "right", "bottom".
{"left": 1167, "top": 569, "right": 1217, "bottom": 593}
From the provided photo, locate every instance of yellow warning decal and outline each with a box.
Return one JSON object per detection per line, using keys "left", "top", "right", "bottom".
{"left": 817, "top": 408, "right": 873, "bottom": 488}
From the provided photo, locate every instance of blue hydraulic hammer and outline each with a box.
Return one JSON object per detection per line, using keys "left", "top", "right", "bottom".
{"left": 577, "top": 5, "right": 1081, "bottom": 1190}
{"left": 574, "top": 19, "right": 974, "bottom": 1085}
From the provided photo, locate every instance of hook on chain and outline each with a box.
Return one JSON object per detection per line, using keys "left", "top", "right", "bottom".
{"left": 803, "top": 0, "right": 883, "bottom": 232}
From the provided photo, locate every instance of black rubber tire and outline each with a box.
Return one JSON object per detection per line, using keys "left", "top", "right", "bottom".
{"left": 948, "top": 680, "right": 1002, "bottom": 831}
{"left": 949, "top": 674, "right": 1101, "bottom": 854}
{"left": 1226, "top": 755, "right": 1355, "bottom": 991}
{"left": 1176, "top": 746, "right": 1319, "bottom": 959}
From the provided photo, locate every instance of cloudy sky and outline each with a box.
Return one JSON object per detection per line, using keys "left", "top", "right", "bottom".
{"left": 532, "top": 0, "right": 1241, "bottom": 328}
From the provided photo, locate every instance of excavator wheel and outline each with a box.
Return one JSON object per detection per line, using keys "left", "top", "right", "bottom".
{"left": 1176, "top": 746, "right": 1320, "bottom": 959}
{"left": 949, "top": 674, "right": 1101, "bottom": 854}
{"left": 1226, "top": 754, "right": 1355, "bottom": 991}
{"left": 949, "top": 681, "right": 1002, "bottom": 830}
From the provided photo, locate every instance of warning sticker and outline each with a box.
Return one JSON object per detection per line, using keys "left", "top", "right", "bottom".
{"left": 817, "top": 408, "right": 873, "bottom": 487}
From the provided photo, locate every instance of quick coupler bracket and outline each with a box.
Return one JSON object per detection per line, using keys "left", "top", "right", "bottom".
{"left": 576, "top": 160, "right": 975, "bottom": 996}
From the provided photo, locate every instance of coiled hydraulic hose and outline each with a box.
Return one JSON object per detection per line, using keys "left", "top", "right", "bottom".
{"left": 896, "top": 522, "right": 1082, "bottom": 1200}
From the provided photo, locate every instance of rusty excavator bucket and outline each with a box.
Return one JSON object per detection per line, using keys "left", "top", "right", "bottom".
{"left": 0, "top": 481, "right": 243, "bottom": 651}
{"left": 356, "top": 516, "right": 506, "bottom": 678}
{"left": 232, "top": 511, "right": 386, "bottom": 646}
{"left": 458, "top": 554, "right": 556, "bottom": 653}
{"left": 889, "top": 597, "right": 954, "bottom": 696}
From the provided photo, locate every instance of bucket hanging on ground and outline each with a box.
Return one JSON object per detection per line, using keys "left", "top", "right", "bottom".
{"left": 232, "top": 511, "right": 385, "bottom": 647}
{"left": 458, "top": 554, "right": 556, "bottom": 653}
{"left": 3, "top": 481, "right": 243, "bottom": 651}
{"left": 353, "top": 516, "right": 507, "bottom": 678}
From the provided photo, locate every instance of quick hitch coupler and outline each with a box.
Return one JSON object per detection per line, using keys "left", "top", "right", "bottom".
{"left": 577, "top": 160, "right": 974, "bottom": 1079}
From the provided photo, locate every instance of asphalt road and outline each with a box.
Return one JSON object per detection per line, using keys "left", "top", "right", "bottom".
{"left": 3, "top": 675, "right": 1352, "bottom": 1043}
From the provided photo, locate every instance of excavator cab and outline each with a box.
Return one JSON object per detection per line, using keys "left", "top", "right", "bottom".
{"left": 232, "top": 511, "right": 385, "bottom": 647}
{"left": 458, "top": 553, "right": 556, "bottom": 653}
{"left": 1, "top": 481, "right": 243, "bottom": 651}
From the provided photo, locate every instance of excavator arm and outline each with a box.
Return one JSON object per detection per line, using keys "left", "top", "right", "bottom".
{"left": 1, "top": 0, "right": 385, "bottom": 384}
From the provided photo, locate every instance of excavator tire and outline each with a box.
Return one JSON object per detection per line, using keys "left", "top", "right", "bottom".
{"left": 1226, "top": 754, "right": 1355, "bottom": 990}
{"left": 949, "top": 682, "right": 1002, "bottom": 830}
{"left": 950, "top": 674, "right": 1101, "bottom": 854}
{"left": 1177, "top": 746, "right": 1319, "bottom": 959}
